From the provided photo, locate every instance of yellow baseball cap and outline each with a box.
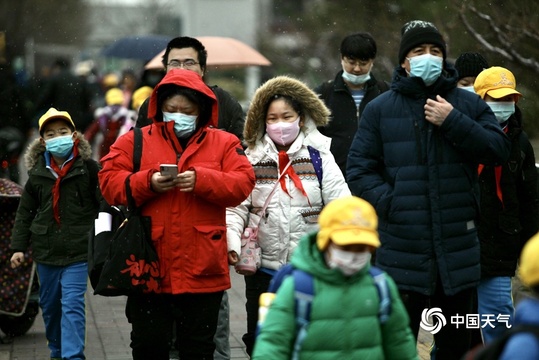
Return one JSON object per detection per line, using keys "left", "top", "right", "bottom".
{"left": 474, "top": 66, "right": 522, "bottom": 101}
{"left": 131, "top": 86, "right": 153, "bottom": 110}
{"left": 38, "top": 108, "right": 75, "bottom": 134}
{"left": 105, "top": 88, "right": 124, "bottom": 106}
{"left": 317, "top": 196, "right": 380, "bottom": 251}
{"left": 519, "top": 232, "right": 539, "bottom": 288}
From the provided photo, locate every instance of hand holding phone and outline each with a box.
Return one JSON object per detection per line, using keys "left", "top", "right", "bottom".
{"left": 160, "top": 164, "right": 178, "bottom": 177}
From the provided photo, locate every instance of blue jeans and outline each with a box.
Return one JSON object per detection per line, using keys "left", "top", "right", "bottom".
{"left": 37, "top": 262, "right": 88, "bottom": 360}
{"left": 477, "top": 276, "right": 514, "bottom": 343}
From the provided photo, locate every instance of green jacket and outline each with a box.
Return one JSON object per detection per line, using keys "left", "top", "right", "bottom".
{"left": 10, "top": 134, "right": 101, "bottom": 266}
{"left": 252, "top": 232, "right": 418, "bottom": 360}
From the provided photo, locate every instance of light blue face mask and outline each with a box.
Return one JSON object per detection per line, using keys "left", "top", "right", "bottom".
{"left": 163, "top": 112, "right": 198, "bottom": 138}
{"left": 407, "top": 54, "right": 443, "bottom": 86}
{"left": 486, "top": 101, "right": 515, "bottom": 124}
{"left": 45, "top": 135, "right": 74, "bottom": 158}
{"left": 342, "top": 69, "right": 371, "bottom": 85}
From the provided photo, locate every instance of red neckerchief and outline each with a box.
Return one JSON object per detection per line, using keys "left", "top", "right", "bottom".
{"left": 49, "top": 140, "right": 79, "bottom": 225}
{"left": 478, "top": 127, "right": 508, "bottom": 208}
{"left": 278, "top": 151, "right": 310, "bottom": 205}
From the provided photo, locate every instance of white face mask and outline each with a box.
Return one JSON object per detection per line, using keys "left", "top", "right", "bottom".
{"left": 266, "top": 117, "right": 301, "bottom": 146}
{"left": 486, "top": 101, "right": 515, "bottom": 124}
{"left": 342, "top": 69, "right": 371, "bottom": 85}
{"left": 325, "top": 245, "right": 371, "bottom": 276}
{"left": 461, "top": 86, "right": 475, "bottom": 93}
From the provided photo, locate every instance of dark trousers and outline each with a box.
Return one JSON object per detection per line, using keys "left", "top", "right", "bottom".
{"left": 399, "top": 281, "right": 474, "bottom": 360}
{"left": 242, "top": 271, "right": 273, "bottom": 356}
{"left": 126, "top": 291, "right": 223, "bottom": 360}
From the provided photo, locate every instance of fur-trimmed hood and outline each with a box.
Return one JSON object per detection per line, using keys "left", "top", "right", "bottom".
{"left": 24, "top": 133, "right": 93, "bottom": 170}
{"left": 244, "top": 75, "right": 331, "bottom": 148}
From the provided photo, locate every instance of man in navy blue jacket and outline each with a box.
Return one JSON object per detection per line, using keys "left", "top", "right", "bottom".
{"left": 346, "top": 20, "right": 510, "bottom": 360}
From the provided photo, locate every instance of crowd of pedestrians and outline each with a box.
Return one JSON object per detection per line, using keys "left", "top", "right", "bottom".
{"left": 2, "top": 19, "right": 539, "bottom": 360}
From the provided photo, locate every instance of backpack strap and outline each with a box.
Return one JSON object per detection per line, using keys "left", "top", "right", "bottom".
{"left": 132, "top": 126, "right": 142, "bottom": 172}
{"left": 368, "top": 266, "right": 392, "bottom": 324}
{"left": 291, "top": 269, "right": 315, "bottom": 360}
{"left": 126, "top": 127, "right": 143, "bottom": 210}
{"left": 307, "top": 145, "right": 323, "bottom": 187}
{"left": 267, "top": 263, "right": 295, "bottom": 293}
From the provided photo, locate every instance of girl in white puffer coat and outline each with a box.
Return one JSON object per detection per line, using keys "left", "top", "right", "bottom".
{"left": 226, "top": 75, "right": 350, "bottom": 355}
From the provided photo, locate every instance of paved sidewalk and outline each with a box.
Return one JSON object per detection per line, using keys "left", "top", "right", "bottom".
{"left": 0, "top": 271, "right": 250, "bottom": 360}
{"left": 0, "top": 268, "right": 433, "bottom": 360}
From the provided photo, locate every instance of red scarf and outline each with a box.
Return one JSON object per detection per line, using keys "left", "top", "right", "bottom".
{"left": 278, "top": 151, "right": 310, "bottom": 204}
{"left": 49, "top": 141, "right": 79, "bottom": 225}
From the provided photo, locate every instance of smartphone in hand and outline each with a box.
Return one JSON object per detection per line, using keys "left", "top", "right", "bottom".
{"left": 160, "top": 164, "right": 178, "bottom": 177}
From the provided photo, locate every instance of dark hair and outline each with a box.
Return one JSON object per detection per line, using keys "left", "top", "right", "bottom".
{"left": 155, "top": 84, "right": 212, "bottom": 127}
{"left": 264, "top": 94, "right": 302, "bottom": 119}
{"left": 162, "top": 37, "right": 207, "bottom": 71}
{"left": 340, "top": 33, "right": 377, "bottom": 61}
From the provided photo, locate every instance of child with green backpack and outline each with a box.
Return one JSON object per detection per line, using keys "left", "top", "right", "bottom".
{"left": 252, "top": 196, "right": 418, "bottom": 359}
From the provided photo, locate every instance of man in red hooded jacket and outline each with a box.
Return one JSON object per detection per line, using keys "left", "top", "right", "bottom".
{"left": 99, "top": 68, "right": 255, "bottom": 360}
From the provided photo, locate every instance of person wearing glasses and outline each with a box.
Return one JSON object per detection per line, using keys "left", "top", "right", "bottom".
{"left": 314, "top": 32, "right": 389, "bottom": 178}
{"left": 136, "top": 36, "right": 245, "bottom": 143}
{"left": 135, "top": 36, "right": 245, "bottom": 360}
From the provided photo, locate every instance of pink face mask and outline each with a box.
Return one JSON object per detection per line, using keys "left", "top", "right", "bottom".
{"left": 266, "top": 117, "right": 301, "bottom": 146}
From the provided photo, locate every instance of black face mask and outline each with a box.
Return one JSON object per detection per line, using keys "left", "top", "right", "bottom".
{"left": 146, "top": 74, "right": 164, "bottom": 87}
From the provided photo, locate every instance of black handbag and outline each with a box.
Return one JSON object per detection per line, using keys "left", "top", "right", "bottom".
{"left": 94, "top": 128, "right": 161, "bottom": 296}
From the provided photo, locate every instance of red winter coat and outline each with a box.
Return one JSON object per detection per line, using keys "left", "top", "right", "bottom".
{"left": 99, "top": 69, "right": 255, "bottom": 294}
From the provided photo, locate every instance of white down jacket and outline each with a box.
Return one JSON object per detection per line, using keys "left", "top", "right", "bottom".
{"left": 226, "top": 75, "right": 350, "bottom": 270}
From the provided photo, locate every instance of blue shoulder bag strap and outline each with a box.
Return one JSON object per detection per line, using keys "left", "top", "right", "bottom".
{"left": 291, "top": 269, "right": 315, "bottom": 360}
{"left": 307, "top": 145, "right": 323, "bottom": 187}
{"left": 368, "top": 266, "right": 391, "bottom": 324}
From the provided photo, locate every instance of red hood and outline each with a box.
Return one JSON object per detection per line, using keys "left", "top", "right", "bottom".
{"left": 147, "top": 68, "right": 218, "bottom": 127}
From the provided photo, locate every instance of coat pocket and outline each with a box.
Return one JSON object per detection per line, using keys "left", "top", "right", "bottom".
{"left": 192, "top": 225, "right": 228, "bottom": 276}
{"left": 30, "top": 223, "right": 48, "bottom": 235}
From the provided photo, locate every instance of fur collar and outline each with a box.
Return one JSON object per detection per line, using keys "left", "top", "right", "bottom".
{"left": 244, "top": 75, "right": 330, "bottom": 148}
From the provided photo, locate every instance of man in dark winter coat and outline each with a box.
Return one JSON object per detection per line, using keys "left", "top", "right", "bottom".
{"left": 315, "top": 32, "right": 388, "bottom": 177}
{"left": 473, "top": 66, "right": 539, "bottom": 343}
{"left": 346, "top": 20, "right": 511, "bottom": 360}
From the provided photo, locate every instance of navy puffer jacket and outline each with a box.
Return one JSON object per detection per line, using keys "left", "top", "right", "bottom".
{"left": 347, "top": 63, "right": 511, "bottom": 296}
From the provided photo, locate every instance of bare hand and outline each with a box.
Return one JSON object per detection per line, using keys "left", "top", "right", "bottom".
{"left": 150, "top": 172, "right": 179, "bottom": 193}
{"left": 10, "top": 252, "right": 24, "bottom": 269}
{"left": 177, "top": 170, "right": 196, "bottom": 192}
{"left": 228, "top": 251, "right": 239, "bottom": 265}
{"left": 425, "top": 95, "right": 453, "bottom": 126}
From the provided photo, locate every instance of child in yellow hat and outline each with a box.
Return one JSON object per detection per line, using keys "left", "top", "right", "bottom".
{"left": 10, "top": 107, "right": 101, "bottom": 359}
{"left": 253, "top": 196, "right": 418, "bottom": 359}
